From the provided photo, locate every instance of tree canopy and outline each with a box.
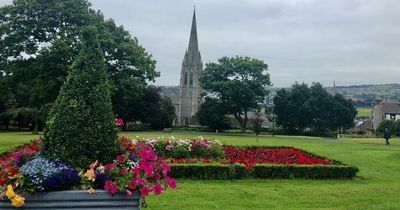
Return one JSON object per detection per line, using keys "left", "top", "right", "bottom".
{"left": 273, "top": 82, "right": 357, "bottom": 134}
{"left": 200, "top": 56, "right": 271, "bottom": 132}
{"left": 0, "top": 0, "right": 158, "bottom": 131}
{"left": 197, "top": 97, "right": 231, "bottom": 131}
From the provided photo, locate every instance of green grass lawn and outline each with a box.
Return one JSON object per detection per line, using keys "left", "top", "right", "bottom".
{"left": 356, "top": 107, "right": 372, "bottom": 118}
{"left": 1, "top": 131, "right": 399, "bottom": 209}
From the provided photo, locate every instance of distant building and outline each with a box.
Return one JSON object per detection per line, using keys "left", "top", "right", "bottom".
{"left": 372, "top": 101, "right": 400, "bottom": 130}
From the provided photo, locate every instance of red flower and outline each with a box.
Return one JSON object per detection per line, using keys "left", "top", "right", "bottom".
{"left": 140, "top": 186, "right": 150, "bottom": 197}
{"left": 120, "top": 169, "right": 128, "bottom": 175}
{"left": 151, "top": 184, "right": 163, "bottom": 196}
{"left": 110, "top": 183, "right": 119, "bottom": 194}
{"left": 0, "top": 177, "right": 6, "bottom": 185}
{"left": 104, "top": 180, "right": 113, "bottom": 191}
{"left": 106, "top": 163, "right": 116, "bottom": 170}
{"left": 165, "top": 177, "right": 176, "bottom": 189}
{"left": 116, "top": 155, "right": 126, "bottom": 163}
{"left": 128, "top": 180, "right": 137, "bottom": 190}
{"left": 161, "top": 163, "right": 171, "bottom": 175}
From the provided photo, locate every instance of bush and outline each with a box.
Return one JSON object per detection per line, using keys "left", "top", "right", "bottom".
{"left": 42, "top": 27, "right": 119, "bottom": 168}
{"left": 169, "top": 163, "right": 358, "bottom": 180}
{"left": 169, "top": 164, "right": 247, "bottom": 180}
{"left": 252, "top": 164, "right": 358, "bottom": 179}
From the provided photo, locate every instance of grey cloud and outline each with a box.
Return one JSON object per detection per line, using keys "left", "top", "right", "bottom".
{"left": 0, "top": 0, "right": 399, "bottom": 87}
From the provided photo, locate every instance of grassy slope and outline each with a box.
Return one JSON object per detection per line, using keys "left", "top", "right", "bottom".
{"left": 356, "top": 108, "right": 372, "bottom": 118}
{"left": 1, "top": 132, "right": 399, "bottom": 209}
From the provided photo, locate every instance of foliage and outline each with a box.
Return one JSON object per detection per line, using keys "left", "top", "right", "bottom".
{"left": 160, "top": 97, "right": 176, "bottom": 128}
{"left": 42, "top": 27, "right": 119, "bottom": 168}
{"left": 200, "top": 56, "right": 271, "bottom": 133}
{"left": 197, "top": 97, "right": 231, "bottom": 130}
{"left": 120, "top": 86, "right": 175, "bottom": 129}
{"left": 377, "top": 120, "right": 400, "bottom": 136}
{"left": 273, "top": 83, "right": 357, "bottom": 134}
{"left": 169, "top": 164, "right": 358, "bottom": 180}
{"left": 0, "top": 0, "right": 157, "bottom": 131}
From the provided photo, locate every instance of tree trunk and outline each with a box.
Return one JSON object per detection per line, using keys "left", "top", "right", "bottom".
{"left": 233, "top": 113, "right": 246, "bottom": 133}
{"left": 243, "top": 110, "right": 248, "bottom": 133}
{"left": 33, "top": 119, "right": 39, "bottom": 134}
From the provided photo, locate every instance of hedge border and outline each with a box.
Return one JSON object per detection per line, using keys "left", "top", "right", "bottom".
{"left": 169, "top": 163, "right": 359, "bottom": 180}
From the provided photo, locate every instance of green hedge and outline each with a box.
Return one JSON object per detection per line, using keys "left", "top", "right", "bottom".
{"left": 169, "top": 163, "right": 358, "bottom": 180}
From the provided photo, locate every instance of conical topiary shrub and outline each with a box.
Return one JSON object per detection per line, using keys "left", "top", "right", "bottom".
{"left": 42, "top": 26, "right": 119, "bottom": 168}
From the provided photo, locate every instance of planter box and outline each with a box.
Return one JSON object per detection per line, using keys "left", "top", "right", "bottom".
{"left": 0, "top": 190, "right": 140, "bottom": 210}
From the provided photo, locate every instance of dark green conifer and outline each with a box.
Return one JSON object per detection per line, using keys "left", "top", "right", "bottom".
{"left": 43, "top": 26, "right": 119, "bottom": 168}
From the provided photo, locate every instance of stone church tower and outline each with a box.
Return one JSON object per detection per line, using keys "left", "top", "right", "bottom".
{"left": 178, "top": 9, "right": 203, "bottom": 125}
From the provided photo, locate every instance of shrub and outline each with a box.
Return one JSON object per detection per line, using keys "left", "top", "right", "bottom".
{"left": 169, "top": 164, "right": 247, "bottom": 180}
{"left": 169, "top": 163, "right": 358, "bottom": 180}
{"left": 42, "top": 27, "right": 119, "bottom": 168}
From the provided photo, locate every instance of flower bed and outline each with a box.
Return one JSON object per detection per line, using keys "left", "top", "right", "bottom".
{"left": 0, "top": 137, "right": 176, "bottom": 208}
{"left": 223, "top": 146, "right": 332, "bottom": 169}
{"left": 120, "top": 137, "right": 359, "bottom": 179}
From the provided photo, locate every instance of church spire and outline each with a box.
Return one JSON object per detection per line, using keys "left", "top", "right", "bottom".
{"left": 188, "top": 8, "right": 198, "bottom": 53}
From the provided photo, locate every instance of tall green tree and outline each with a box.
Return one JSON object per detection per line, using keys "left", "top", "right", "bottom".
{"left": 42, "top": 27, "right": 119, "bottom": 168}
{"left": 273, "top": 82, "right": 357, "bottom": 135}
{"left": 0, "top": 0, "right": 157, "bottom": 131}
{"left": 200, "top": 56, "right": 271, "bottom": 133}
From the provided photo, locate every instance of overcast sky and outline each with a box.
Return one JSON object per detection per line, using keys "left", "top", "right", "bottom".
{"left": 1, "top": 0, "right": 399, "bottom": 87}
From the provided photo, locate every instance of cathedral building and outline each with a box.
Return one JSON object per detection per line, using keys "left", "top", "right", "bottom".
{"left": 177, "top": 9, "right": 203, "bottom": 126}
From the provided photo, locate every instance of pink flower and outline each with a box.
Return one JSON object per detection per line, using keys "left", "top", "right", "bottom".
{"left": 116, "top": 155, "right": 126, "bottom": 163}
{"left": 132, "top": 168, "right": 140, "bottom": 178}
{"left": 139, "top": 162, "right": 155, "bottom": 177}
{"left": 154, "top": 173, "right": 161, "bottom": 181}
{"left": 110, "top": 183, "right": 118, "bottom": 195}
{"left": 161, "top": 163, "right": 171, "bottom": 175}
{"left": 104, "top": 180, "right": 113, "bottom": 190}
{"left": 12, "top": 153, "right": 23, "bottom": 162}
{"left": 106, "top": 163, "right": 116, "bottom": 170}
{"left": 25, "top": 149, "right": 36, "bottom": 155}
{"left": 128, "top": 180, "right": 137, "bottom": 190}
{"left": 166, "top": 177, "right": 176, "bottom": 189}
{"left": 126, "top": 190, "right": 133, "bottom": 197}
{"left": 151, "top": 184, "right": 163, "bottom": 196}
{"left": 140, "top": 186, "right": 150, "bottom": 197}
{"left": 136, "top": 178, "right": 146, "bottom": 186}
{"left": 120, "top": 169, "right": 128, "bottom": 175}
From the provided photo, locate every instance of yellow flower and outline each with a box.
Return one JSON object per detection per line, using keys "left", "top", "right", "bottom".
{"left": 11, "top": 195, "right": 25, "bottom": 207}
{"left": 85, "top": 168, "right": 96, "bottom": 182}
{"left": 6, "top": 185, "right": 15, "bottom": 199}
{"left": 88, "top": 187, "right": 95, "bottom": 194}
